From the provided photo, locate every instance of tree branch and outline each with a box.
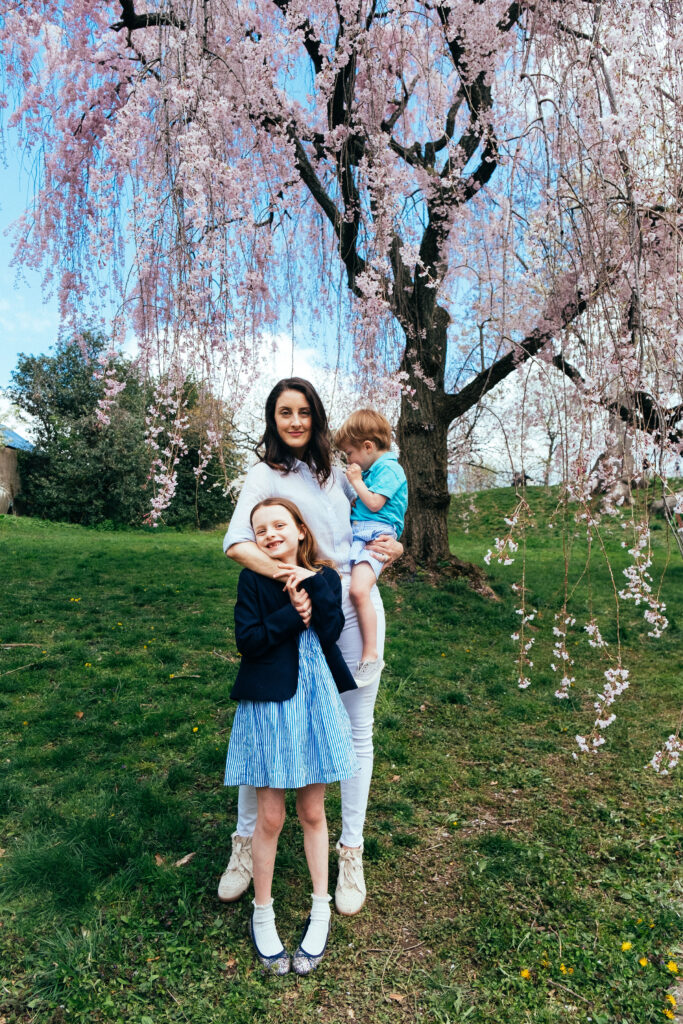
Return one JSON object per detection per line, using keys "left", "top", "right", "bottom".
{"left": 271, "top": 0, "right": 324, "bottom": 74}
{"left": 286, "top": 131, "right": 366, "bottom": 295}
{"left": 111, "top": 0, "right": 186, "bottom": 33}
{"left": 441, "top": 290, "right": 591, "bottom": 423}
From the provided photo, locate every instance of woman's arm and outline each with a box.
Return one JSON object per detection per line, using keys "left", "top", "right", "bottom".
{"left": 226, "top": 540, "right": 283, "bottom": 579}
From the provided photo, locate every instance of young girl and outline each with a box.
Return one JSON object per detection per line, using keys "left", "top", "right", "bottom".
{"left": 223, "top": 498, "right": 359, "bottom": 976}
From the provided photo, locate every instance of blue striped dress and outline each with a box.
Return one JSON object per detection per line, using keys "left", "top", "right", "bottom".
{"left": 223, "top": 627, "right": 359, "bottom": 789}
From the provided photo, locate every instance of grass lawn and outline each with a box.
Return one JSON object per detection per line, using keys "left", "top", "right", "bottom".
{"left": 1, "top": 487, "right": 681, "bottom": 1024}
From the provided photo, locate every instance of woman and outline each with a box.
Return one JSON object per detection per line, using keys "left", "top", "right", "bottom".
{"left": 219, "top": 377, "right": 402, "bottom": 916}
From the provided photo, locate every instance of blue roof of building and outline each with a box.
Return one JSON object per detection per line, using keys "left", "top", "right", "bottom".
{"left": 0, "top": 424, "right": 34, "bottom": 451}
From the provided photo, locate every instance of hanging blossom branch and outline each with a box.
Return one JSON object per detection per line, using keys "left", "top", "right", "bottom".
{"left": 648, "top": 720, "right": 683, "bottom": 776}
{"left": 559, "top": 458, "right": 634, "bottom": 756}
{"left": 94, "top": 352, "right": 127, "bottom": 427}
{"left": 193, "top": 430, "right": 221, "bottom": 486}
{"left": 575, "top": 665, "right": 631, "bottom": 755}
{"left": 618, "top": 517, "right": 669, "bottom": 638}
{"left": 513, "top": 579, "right": 537, "bottom": 691}
{"left": 551, "top": 610, "right": 576, "bottom": 701}
{"left": 485, "top": 497, "right": 536, "bottom": 690}
{"left": 144, "top": 388, "right": 190, "bottom": 526}
{"left": 483, "top": 499, "right": 525, "bottom": 567}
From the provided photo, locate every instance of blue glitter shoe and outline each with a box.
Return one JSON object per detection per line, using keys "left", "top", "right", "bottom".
{"left": 248, "top": 915, "right": 290, "bottom": 975}
{"left": 292, "top": 915, "right": 331, "bottom": 976}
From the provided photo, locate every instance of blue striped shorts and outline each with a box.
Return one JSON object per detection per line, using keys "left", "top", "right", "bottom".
{"left": 223, "top": 628, "right": 360, "bottom": 789}
{"left": 349, "top": 520, "right": 397, "bottom": 579}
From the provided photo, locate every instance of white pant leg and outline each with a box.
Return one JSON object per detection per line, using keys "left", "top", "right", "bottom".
{"left": 336, "top": 579, "right": 385, "bottom": 847}
{"left": 236, "top": 784, "right": 258, "bottom": 837}
{"left": 234, "top": 578, "right": 385, "bottom": 844}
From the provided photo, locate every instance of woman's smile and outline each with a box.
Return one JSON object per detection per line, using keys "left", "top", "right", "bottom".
{"left": 274, "top": 389, "right": 313, "bottom": 452}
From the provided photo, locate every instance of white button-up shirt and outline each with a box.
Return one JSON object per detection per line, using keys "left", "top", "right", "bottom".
{"left": 223, "top": 460, "right": 355, "bottom": 574}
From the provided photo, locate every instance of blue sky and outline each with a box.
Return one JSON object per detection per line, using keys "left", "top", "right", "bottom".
{"left": 0, "top": 145, "right": 61, "bottom": 389}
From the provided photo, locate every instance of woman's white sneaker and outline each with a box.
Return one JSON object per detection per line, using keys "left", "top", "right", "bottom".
{"left": 217, "top": 832, "right": 253, "bottom": 902}
{"left": 353, "top": 658, "right": 385, "bottom": 688}
{"left": 334, "top": 840, "right": 366, "bottom": 915}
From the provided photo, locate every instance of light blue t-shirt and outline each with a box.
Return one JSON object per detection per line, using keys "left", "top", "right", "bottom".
{"left": 351, "top": 451, "right": 408, "bottom": 538}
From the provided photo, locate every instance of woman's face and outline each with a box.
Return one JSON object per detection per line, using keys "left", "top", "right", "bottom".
{"left": 273, "top": 389, "right": 313, "bottom": 453}
{"left": 252, "top": 504, "right": 304, "bottom": 563}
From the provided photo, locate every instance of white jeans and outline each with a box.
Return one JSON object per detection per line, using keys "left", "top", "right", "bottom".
{"left": 236, "top": 577, "right": 385, "bottom": 847}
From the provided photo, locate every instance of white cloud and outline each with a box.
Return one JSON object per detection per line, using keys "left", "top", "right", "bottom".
{"left": 0, "top": 389, "right": 37, "bottom": 440}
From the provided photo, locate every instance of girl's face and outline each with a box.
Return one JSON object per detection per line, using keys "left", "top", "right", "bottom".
{"left": 273, "top": 389, "right": 312, "bottom": 454}
{"left": 252, "top": 504, "right": 305, "bottom": 563}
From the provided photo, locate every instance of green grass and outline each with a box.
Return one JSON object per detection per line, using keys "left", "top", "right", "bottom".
{"left": 0, "top": 489, "right": 681, "bottom": 1024}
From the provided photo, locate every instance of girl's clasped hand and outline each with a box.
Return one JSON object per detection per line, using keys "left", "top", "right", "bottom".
{"left": 276, "top": 564, "right": 315, "bottom": 628}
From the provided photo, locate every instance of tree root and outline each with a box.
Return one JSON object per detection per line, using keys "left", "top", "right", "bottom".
{"left": 384, "top": 554, "right": 498, "bottom": 600}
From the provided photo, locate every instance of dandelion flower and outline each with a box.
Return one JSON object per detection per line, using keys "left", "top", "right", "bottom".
{"left": 192, "top": 726, "right": 198, "bottom": 733}
{"left": 560, "top": 964, "right": 567, "bottom": 974}
{"left": 663, "top": 1011, "right": 674, "bottom": 1020}
{"left": 639, "top": 957, "right": 648, "bottom": 967}
{"left": 520, "top": 968, "right": 530, "bottom": 979}
{"left": 665, "top": 994, "right": 676, "bottom": 1007}
{"left": 666, "top": 961, "right": 678, "bottom": 973}
{"left": 621, "top": 941, "right": 632, "bottom": 951}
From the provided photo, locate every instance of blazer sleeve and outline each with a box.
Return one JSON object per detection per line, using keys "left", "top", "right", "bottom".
{"left": 234, "top": 571, "right": 305, "bottom": 656}
{"left": 302, "top": 568, "right": 345, "bottom": 647}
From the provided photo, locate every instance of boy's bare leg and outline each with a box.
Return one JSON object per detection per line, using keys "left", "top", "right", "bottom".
{"left": 349, "top": 562, "right": 379, "bottom": 662}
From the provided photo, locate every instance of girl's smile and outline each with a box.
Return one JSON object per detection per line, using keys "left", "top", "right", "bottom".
{"left": 252, "top": 504, "right": 305, "bottom": 564}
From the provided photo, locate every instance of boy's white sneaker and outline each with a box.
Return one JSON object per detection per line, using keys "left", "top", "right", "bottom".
{"left": 353, "top": 658, "right": 385, "bottom": 688}
{"left": 217, "top": 832, "right": 253, "bottom": 902}
{"left": 335, "top": 841, "right": 366, "bottom": 915}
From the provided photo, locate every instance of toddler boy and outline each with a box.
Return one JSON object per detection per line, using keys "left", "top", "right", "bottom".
{"left": 334, "top": 409, "right": 407, "bottom": 686}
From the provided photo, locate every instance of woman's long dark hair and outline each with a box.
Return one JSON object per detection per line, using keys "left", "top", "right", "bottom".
{"left": 256, "top": 377, "right": 333, "bottom": 485}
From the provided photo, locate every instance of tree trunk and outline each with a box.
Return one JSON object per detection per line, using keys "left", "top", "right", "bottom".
{"left": 395, "top": 304, "right": 452, "bottom": 567}
{"left": 397, "top": 390, "right": 451, "bottom": 565}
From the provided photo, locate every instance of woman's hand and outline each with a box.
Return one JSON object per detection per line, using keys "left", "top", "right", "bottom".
{"left": 363, "top": 535, "right": 403, "bottom": 567}
{"left": 284, "top": 573, "right": 312, "bottom": 626}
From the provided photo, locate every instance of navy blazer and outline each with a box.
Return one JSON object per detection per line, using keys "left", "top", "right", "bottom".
{"left": 230, "top": 565, "right": 357, "bottom": 701}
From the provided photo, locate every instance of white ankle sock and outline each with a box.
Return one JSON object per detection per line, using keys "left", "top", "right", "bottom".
{"left": 252, "top": 899, "right": 283, "bottom": 957}
{"left": 301, "top": 893, "right": 331, "bottom": 955}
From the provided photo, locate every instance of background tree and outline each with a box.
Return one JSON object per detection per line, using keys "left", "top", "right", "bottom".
{"left": 1, "top": 1, "right": 682, "bottom": 563}
{"left": 9, "top": 334, "right": 240, "bottom": 528}
{"left": 160, "top": 380, "right": 244, "bottom": 529}
{"left": 10, "top": 333, "right": 152, "bottom": 526}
